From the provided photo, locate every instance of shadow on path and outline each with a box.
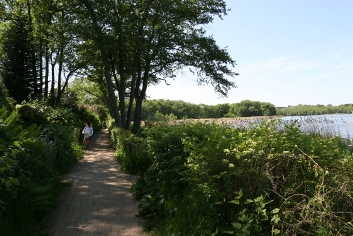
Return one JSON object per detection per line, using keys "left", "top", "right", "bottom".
{"left": 42, "top": 129, "right": 146, "bottom": 236}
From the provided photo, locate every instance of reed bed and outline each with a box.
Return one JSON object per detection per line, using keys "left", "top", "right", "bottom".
{"left": 279, "top": 116, "right": 352, "bottom": 141}
{"left": 206, "top": 115, "right": 353, "bottom": 142}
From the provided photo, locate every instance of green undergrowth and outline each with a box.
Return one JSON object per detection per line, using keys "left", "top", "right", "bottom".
{"left": 111, "top": 119, "right": 353, "bottom": 236}
{"left": 110, "top": 127, "right": 148, "bottom": 175}
{"left": 0, "top": 100, "right": 100, "bottom": 236}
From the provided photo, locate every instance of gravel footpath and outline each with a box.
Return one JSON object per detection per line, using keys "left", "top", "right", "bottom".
{"left": 42, "top": 129, "right": 146, "bottom": 236}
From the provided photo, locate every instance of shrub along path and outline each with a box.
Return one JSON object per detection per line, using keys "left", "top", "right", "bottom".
{"left": 42, "top": 129, "right": 146, "bottom": 236}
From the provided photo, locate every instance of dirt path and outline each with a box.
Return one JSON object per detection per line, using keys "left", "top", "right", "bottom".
{"left": 42, "top": 129, "right": 146, "bottom": 236}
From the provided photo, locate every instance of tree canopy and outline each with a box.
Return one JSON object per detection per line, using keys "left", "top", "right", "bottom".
{"left": 0, "top": 0, "right": 238, "bottom": 133}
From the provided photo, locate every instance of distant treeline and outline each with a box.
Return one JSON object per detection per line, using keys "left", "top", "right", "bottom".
{"left": 141, "top": 99, "right": 276, "bottom": 119}
{"left": 277, "top": 104, "right": 353, "bottom": 116}
{"left": 141, "top": 99, "right": 353, "bottom": 119}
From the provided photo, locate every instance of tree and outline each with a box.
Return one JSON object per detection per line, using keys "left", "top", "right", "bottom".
{"left": 29, "top": 0, "right": 87, "bottom": 105}
{"left": 1, "top": 0, "right": 237, "bottom": 131}
{"left": 230, "top": 100, "right": 276, "bottom": 117}
{"left": 69, "top": 0, "right": 122, "bottom": 127}
{"left": 69, "top": 0, "right": 238, "bottom": 133}
{"left": 129, "top": 0, "right": 238, "bottom": 133}
{"left": 66, "top": 71, "right": 111, "bottom": 109}
{"left": 214, "top": 103, "right": 231, "bottom": 118}
{"left": 0, "top": 0, "right": 83, "bottom": 106}
{"left": 0, "top": 13, "right": 39, "bottom": 103}
{"left": 260, "top": 102, "right": 276, "bottom": 116}
{"left": 0, "top": 79, "right": 14, "bottom": 109}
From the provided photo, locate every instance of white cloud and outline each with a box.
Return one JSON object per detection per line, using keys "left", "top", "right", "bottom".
{"left": 282, "top": 62, "right": 321, "bottom": 72}
{"left": 335, "top": 60, "right": 353, "bottom": 69}
{"left": 327, "top": 49, "right": 347, "bottom": 59}
{"left": 311, "top": 68, "right": 353, "bottom": 80}
{"left": 241, "top": 56, "right": 322, "bottom": 74}
{"left": 240, "top": 56, "right": 290, "bottom": 73}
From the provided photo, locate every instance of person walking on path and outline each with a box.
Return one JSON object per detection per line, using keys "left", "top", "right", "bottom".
{"left": 82, "top": 122, "right": 94, "bottom": 150}
{"left": 42, "top": 129, "right": 146, "bottom": 236}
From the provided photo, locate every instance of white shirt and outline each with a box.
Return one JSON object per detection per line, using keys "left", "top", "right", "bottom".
{"left": 82, "top": 126, "right": 93, "bottom": 138}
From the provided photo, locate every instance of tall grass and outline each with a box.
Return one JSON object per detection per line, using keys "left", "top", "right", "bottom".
{"left": 280, "top": 116, "right": 352, "bottom": 141}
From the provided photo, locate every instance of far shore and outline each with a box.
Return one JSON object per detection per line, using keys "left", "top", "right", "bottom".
{"left": 171, "top": 116, "right": 284, "bottom": 124}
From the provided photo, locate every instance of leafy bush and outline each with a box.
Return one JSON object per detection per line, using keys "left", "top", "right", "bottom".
{"left": 20, "top": 99, "right": 101, "bottom": 132}
{"left": 0, "top": 99, "right": 93, "bottom": 235}
{"left": 17, "top": 104, "right": 48, "bottom": 126}
{"left": 0, "top": 109, "right": 63, "bottom": 235}
{"left": 134, "top": 122, "right": 221, "bottom": 233}
{"left": 131, "top": 120, "right": 353, "bottom": 235}
{"left": 53, "top": 125, "right": 82, "bottom": 173}
{"left": 0, "top": 78, "right": 15, "bottom": 110}
{"left": 73, "top": 106, "right": 101, "bottom": 133}
{"left": 111, "top": 127, "right": 148, "bottom": 175}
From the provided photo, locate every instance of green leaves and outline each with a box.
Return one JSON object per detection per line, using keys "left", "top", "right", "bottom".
{"left": 230, "top": 100, "right": 276, "bottom": 117}
{"left": 0, "top": 102, "right": 89, "bottom": 235}
{"left": 111, "top": 127, "right": 148, "bottom": 175}
{"left": 271, "top": 211, "right": 280, "bottom": 224}
{"left": 3, "top": 177, "right": 19, "bottom": 189}
{"left": 222, "top": 191, "right": 277, "bottom": 235}
{"left": 128, "top": 119, "right": 353, "bottom": 235}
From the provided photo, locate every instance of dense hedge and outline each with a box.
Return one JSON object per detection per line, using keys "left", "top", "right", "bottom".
{"left": 112, "top": 120, "right": 353, "bottom": 235}
{"left": 0, "top": 100, "right": 100, "bottom": 236}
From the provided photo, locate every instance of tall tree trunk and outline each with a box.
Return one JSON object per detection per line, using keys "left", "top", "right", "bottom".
{"left": 50, "top": 62, "right": 55, "bottom": 95}
{"left": 103, "top": 91, "right": 114, "bottom": 119}
{"left": 128, "top": 0, "right": 154, "bottom": 131}
{"left": 125, "top": 52, "right": 138, "bottom": 130}
{"left": 39, "top": 39, "right": 43, "bottom": 96}
{"left": 30, "top": 44, "right": 38, "bottom": 96}
{"left": 117, "top": 71, "right": 126, "bottom": 128}
{"left": 44, "top": 1, "right": 53, "bottom": 98}
{"left": 116, "top": 28, "right": 126, "bottom": 128}
{"left": 132, "top": 65, "right": 149, "bottom": 134}
{"left": 56, "top": 47, "right": 64, "bottom": 105}
{"left": 56, "top": 11, "right": 65, "bottom": 105}
{"left": 27, "top": 1, "right": 38, "bottom": 96}
{"left": 111, "top": 56, "right": 126, "bottom": 128}
{"left": 102, "top": 52, "right": 121, "bottom": 127}
{"left": 97, "top": 74, "right": 114, "bottom": 119}
{"left": 27, "top": 0, "right": 39, "bottom": 97}
{"left": 80, "top": 0, "right": 121, "bottom": 127}
{"left": 133, "top": 96, "right": 143, "bottom": 134}
{"left": 44, "top": 46, "right": 49, "bottom": 97}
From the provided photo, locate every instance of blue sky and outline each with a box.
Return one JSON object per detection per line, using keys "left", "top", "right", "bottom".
{"left": 148, "top": 0, "right": 353, "bottom": 107}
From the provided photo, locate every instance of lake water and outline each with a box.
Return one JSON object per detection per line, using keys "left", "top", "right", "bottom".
{"left": 280, "top": 114, "right": 353, "bottom": 140}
